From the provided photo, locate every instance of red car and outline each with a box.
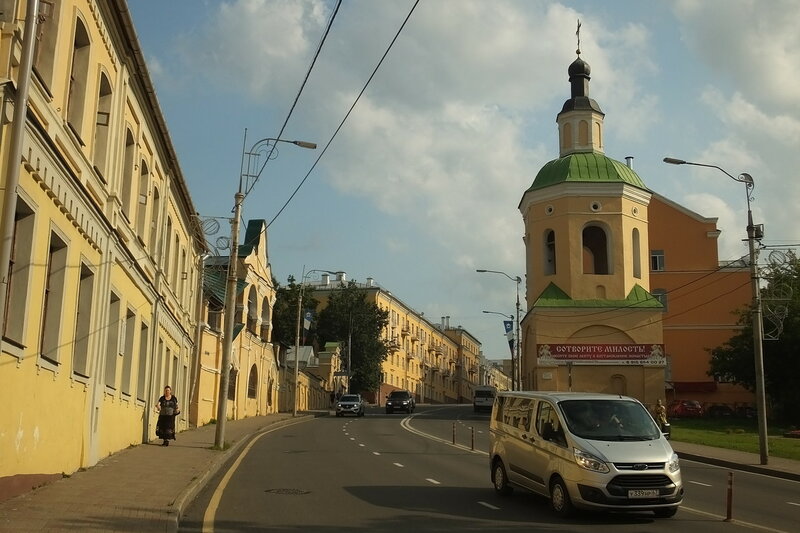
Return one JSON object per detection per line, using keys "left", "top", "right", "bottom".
{"left": 668, "top": 399, "right": 704, "bottom": 418}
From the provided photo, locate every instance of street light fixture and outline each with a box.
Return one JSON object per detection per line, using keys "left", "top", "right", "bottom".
{"left": 663, "top": 156, "right": 768, "bottom": 465}
{"left": 214, "top": 135, "right": 316, "bottom": 449}
{"left": 293, "top": 268, "right": 342, "bottom": 417}
{"left": 477, "top": 269, "right": 522, "bottom": 390}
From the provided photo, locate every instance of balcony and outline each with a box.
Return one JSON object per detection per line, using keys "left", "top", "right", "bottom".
{"left": 401, "top": 326, "right": 410, "bottom": 337}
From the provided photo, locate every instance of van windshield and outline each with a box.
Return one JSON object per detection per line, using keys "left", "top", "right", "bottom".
{"left": 559, "top": 399, "right": 661, "bottom": 441}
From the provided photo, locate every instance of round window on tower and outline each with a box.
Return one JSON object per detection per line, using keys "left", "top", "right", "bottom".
{"left": 590, "top": 201, "right": 602, "bottom": 212}
{"left": 632, "top": 206, "right": 639, "bottom": 216}
{"left": 545, "top": 205, "right": 555, "bottom": 216}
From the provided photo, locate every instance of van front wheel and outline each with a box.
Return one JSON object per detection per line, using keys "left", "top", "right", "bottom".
{"left": 550, "top": 477, "right": 574, "bottom": 517}
{"left": 492, "top": 459, "right": 513, "bottom": 496}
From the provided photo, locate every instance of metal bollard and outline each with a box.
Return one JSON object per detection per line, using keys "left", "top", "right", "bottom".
{"left": 725, "top": 471, "right": 734, "bottom": 521}
{"left": 471, "top": 426, "right": 475, "bottom": 450}
{"left": 452, "top": 422, "right": 456, "bottom": 445}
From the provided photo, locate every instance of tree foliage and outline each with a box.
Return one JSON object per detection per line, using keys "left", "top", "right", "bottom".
{"left": 271, "top": 276, "right": 319, "bottom": 349}
{"left": 315, "top": 281, "right": 389, "bottom": 394}
{"left": 708, "top": 252, "right": 800, "bottom": 423}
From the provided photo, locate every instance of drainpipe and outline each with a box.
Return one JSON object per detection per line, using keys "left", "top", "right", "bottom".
{"left": 0, "top": 0, "right": 39, "bottom": 353}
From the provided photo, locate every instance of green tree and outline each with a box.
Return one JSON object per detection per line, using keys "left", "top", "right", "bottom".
{"left": 271, "top": 276, "right": 319, "bottom": 349}
{"left": 315, "top": 281, "right": 389, "bottom": 394}
{"left": 708, "top": 252, "right": 800, "bottom": 423}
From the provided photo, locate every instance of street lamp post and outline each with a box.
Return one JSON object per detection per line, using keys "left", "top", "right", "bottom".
{"left": 477, "top": 269, "right": 522, "bottom": 390}
{"left": 482, "top": 310, "right": 514, "bottom": 386}
{"left": 663, "top": 157, "right": 768, "bottom": 465}
{"left": 214, "top": 135, "right": 316, "bottom": 449}
{"left": 293, "top": 268, "right": 342, "bottom": 417}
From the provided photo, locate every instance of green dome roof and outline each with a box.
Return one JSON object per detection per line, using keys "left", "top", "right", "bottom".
{"left": 527, "top": 152, "right": 648, "bottom": 192}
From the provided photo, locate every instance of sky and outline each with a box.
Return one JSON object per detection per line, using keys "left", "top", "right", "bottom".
{"left": 127, "top": 0, "right": 800, "bottom": 360}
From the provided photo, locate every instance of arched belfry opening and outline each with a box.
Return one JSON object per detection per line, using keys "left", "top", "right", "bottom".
{"left": 582, "top": 225, "right": 609, "bottom": 274}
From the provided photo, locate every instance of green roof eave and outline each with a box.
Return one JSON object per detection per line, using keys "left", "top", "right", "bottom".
{"left": 204, "top": 269, "right": 248, "bottom": 304}
{"left": 526, "top": 152, "right": 649, "bottom": 193}
{"left": 534, "top": 282, "right": 663, "bottom": 309}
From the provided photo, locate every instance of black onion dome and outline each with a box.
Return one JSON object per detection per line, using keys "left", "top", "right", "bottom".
{"left": 568, "top": 56, "right": 591, "bottom": 78}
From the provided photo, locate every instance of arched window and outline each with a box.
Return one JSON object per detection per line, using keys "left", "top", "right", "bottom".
{"left": 93, "top": 73, "right": 113, "bottom": 180}
{"left": 121, "top": 129, "right": 135, "bottom": 219}
{"left": 67, "top": 17, "right": 90, "bottom": 139}
{"left": 149, "top": 187, "right": 161, "bottom": 254}
{"left": 247, "top": 286, "right": 258, "bottom": 334}
{"left": 136, "top": 161, "right": 149, "bottom": 238}
{"left": 544, "top": 229, "right": 556, "bottom": 275}
{"left": 578, "top": 120, "right": 589, "bottom": 145}
{"left": 248, "top": 364, "right": 258, "bottom": 399}
{"left": 33, "top": 0, "right": 61, "bottom": 88}
{"left": 582, "top": 225, "right": 609, "bottom": 274}
{"left": 632, "top": 228, "right": 641, "bottom": 279}
{"left": 561, "top": 122, "right": 572, "bottom": 150}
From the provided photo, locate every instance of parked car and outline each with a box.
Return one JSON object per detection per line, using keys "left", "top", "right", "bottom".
{"left": 705, "top": 403, "right": 734, "bottom": 418}
{"left": 667, "top": 400, "right": 704, "bottom": 418}
{"left": 385, "top": 390, "right": 415, "bottom": 414}
{"left": 336, "top": 394, "right": 365, "bottom": 417}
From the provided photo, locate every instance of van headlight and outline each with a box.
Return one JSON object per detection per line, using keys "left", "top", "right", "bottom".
{"left": 573, "top": 448, "right": 609, "bottom": 473}
{"left": 667, "top": 452, "right": 680, "bottom": 473}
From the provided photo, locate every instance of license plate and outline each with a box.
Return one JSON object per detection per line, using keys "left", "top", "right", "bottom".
{"left": 628, "top": 489, "right": 659, "bottom": 498}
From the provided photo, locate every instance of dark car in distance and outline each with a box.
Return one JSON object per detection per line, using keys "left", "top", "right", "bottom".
{"left": 667, "top": 399, "right": 704, "bottom": 418}
{"left": 336, "top": 394, "right": 365, "bottom": 417}
{"left": 385, "top": 390, "right": 415, "bottom": 414}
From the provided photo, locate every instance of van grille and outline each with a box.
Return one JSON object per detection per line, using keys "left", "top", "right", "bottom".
{"left": 613, "top": 462, "right": 664, "bottom": 471}
{"left": 609, "top": 474, "right": 673, "bottom": 489}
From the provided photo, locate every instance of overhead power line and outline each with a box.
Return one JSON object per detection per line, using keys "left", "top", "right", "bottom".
{"left": 267, "top": 0, "right": 422, "bottom": 228}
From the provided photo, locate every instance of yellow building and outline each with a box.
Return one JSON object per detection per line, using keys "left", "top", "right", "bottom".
{"left": 192, "top": 220, "right": 280, "bottom": 426}
{"left": 309, "top": 275, "right": 482, "bottom": 404}
{"left": 519, "top": 52, "right": 665, "bottom": 403}
{"left": 0, "top": 1, "right": 203, "bottom": 497}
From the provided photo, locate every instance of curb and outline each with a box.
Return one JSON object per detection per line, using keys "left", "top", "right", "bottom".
{"left": 168, "top": 413, "right": 321, "bottom": 532}
{"left": 676, "top": 451, "right": 800, "bottom": 483}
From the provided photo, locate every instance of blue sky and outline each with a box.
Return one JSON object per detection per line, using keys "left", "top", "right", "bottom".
{"left": 127, "top": 0, "right": 800, "bottom": 360}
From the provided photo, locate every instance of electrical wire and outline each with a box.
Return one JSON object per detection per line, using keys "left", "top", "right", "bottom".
{"left": 243, "top": 0, "right": 343, "bottom": 198}
{"left": 267, "top": 0, "right": 422, "bottom": 229}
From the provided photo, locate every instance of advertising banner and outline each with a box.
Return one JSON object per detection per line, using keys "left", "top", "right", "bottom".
{"left": 537, "top": 343, "right": 665, "bottom": 366}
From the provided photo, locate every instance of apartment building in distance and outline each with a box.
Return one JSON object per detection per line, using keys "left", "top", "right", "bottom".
{"left": 0, "top": 1, "right": 203, "bottom": 496}
{"left": 309, "top": 275, "right": 485, "bottom": 404}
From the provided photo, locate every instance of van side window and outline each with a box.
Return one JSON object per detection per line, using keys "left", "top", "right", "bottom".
{"left": 537, "top": 402, "right": 567, "bottom": 447}
{"left": 502, "top": 397, "right": 532, "bottom": 431}
{"left": 493, "top": 395, "right": 505, "bottom": 423}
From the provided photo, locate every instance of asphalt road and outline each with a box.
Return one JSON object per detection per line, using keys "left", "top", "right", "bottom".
{"left": 180, "top": 405, "right": 799, "bottom": 532}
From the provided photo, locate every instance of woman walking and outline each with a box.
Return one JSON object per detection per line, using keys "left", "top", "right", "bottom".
{"left": 155, "top": 385, "right": 180, "bottom": 446}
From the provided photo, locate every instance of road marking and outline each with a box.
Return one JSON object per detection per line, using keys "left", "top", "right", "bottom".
{"left": 201, "top": 418, "right": 311, "bottom": 532}
{"left": 688, "top": 480, "right": 712, "bottom": 487}
{"left": 372, "top": 451, "right": 381, "bottom": 456}
{"left": 358, "top": 443, "right": 365, "bottom": 447}
{"left": 680, "top": 506, "right": 791, "bottom": 532}
{"left": 788, "top": 502, "right": 800, "bottom": 507}
{"left": 478, "top": 501, "right": 500, "bottom": 510}
{"left": 426, "top": 478, "right": 440, "bottom": 485}
{"left": 349, "top": 437, "right": 355, "bottom": 441}
{"left": 393, "top": 462, "right": 404, "bottom": 468}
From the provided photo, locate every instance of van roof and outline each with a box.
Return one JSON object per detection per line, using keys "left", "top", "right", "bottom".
{"left": 496, "top": 391, "right": 638, "bottom": 402}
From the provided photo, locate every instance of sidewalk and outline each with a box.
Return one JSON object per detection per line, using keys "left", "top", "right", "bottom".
{"left": 0, "top": 411, "right": 324, "bottom": 532}
{"left": 1, "top": 412, "right": 798, "bottom": 532}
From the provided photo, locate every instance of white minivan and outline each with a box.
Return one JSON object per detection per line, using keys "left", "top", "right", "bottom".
{"left": 473, "top": 385, "right": 497, "bottom": 413}
{"left": 489, "top": 391, "right": 682, "bottom": 518}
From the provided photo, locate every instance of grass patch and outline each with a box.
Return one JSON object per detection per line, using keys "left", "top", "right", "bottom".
{"left": 670, "top": 418, "right": 800, "bottom": 461}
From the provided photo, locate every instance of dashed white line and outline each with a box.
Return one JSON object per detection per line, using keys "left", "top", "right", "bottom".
{"left": 478, "top": 501, "right": 500, "bottom": 510}
{"left": 372, "top": 451, "right": 381, "bottom": 456}
{"left": 358, "top": 443, "right": 365, "bottom": 447}
{"left": 688, "top": 481, "right": 712, "bottom": 487}
{"left": 393, "top": 462, "right": 404, "bottom": 468}
{"left": 349, "top": 437, "right": 355, "bottom": 441}
{"left": 426, "top": 478, "right": 440, "bottom": 485}
{"left": 788, "top": 502, "right": 800, "bottom": 507}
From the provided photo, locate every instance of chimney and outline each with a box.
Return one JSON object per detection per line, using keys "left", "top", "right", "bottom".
{"left": 337, "top": 271, "right": 347, "bottom": 283}
{"left": 321, "top": 273, "right": 330, "bottom": 286}
{"left": 366, "top": 277, "right": 374, "bottom": 287}
{"left": 446, "top": 315, "right": 451, "bottom": 329}
{"left": 625, "top": 156, "right": 634, "bottom": 169}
